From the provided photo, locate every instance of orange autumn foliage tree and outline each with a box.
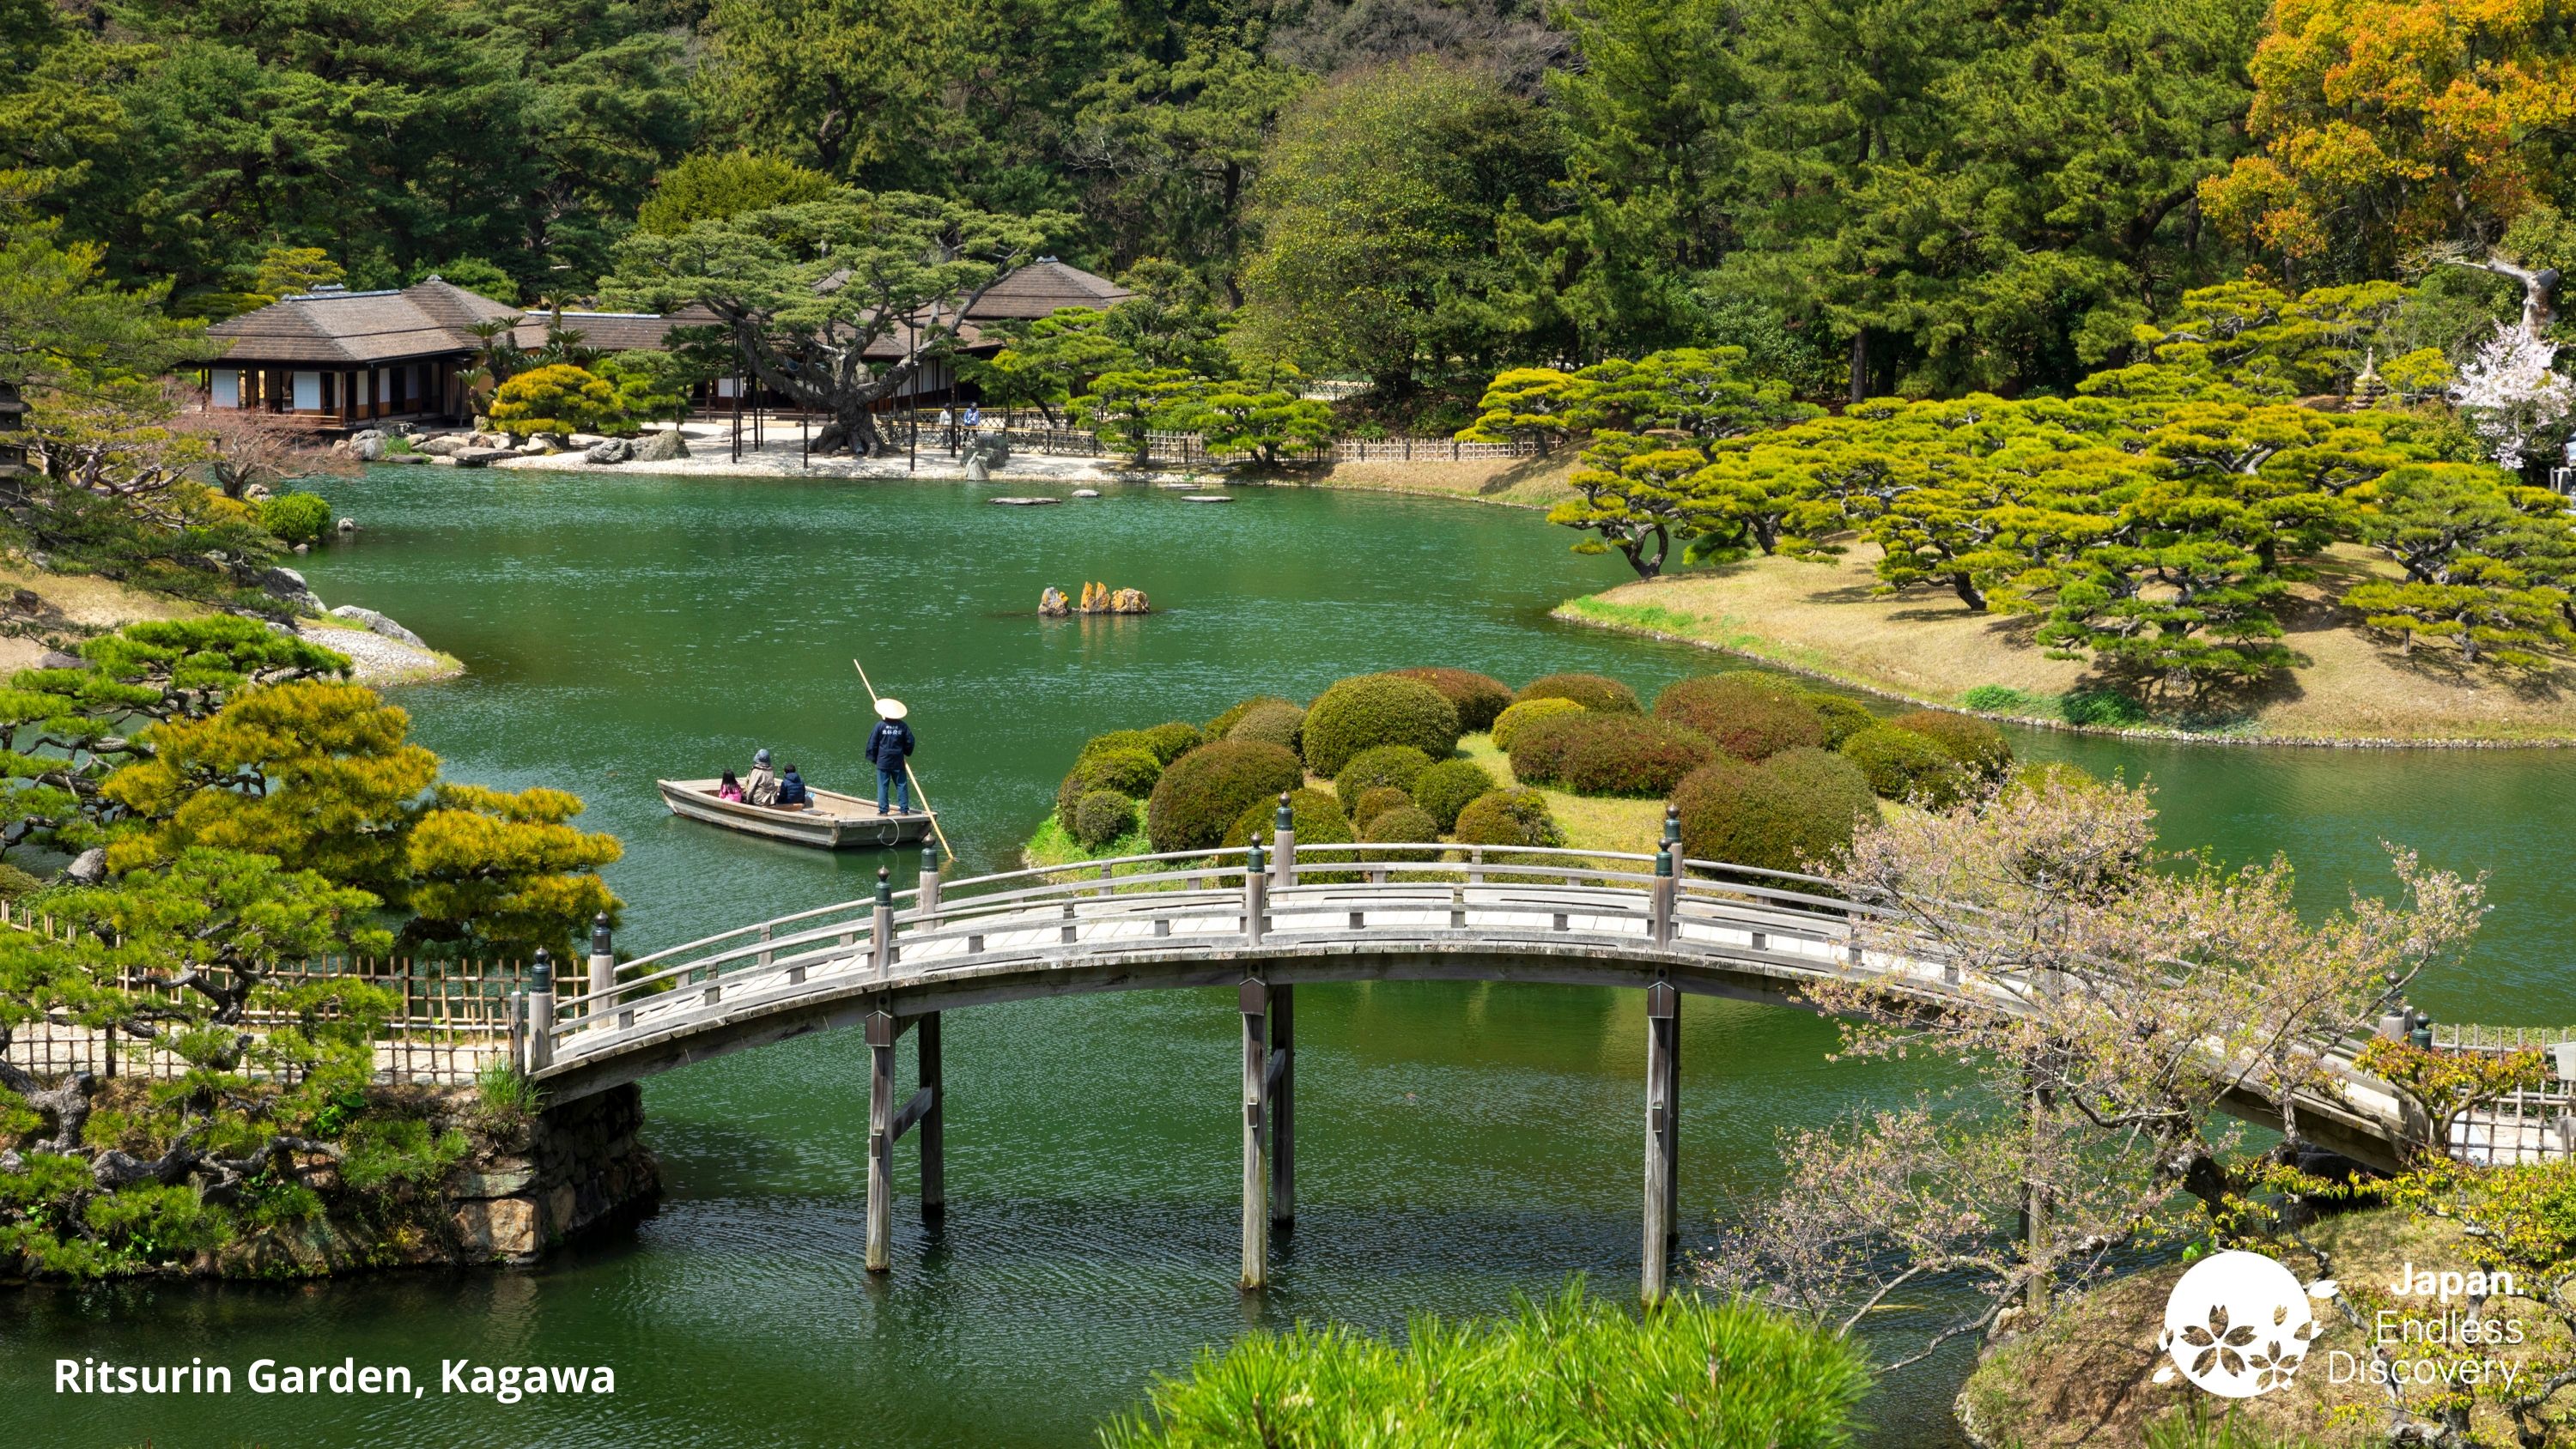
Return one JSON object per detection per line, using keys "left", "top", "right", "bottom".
{"left": 2202, "top": 0, "right": 2576, "bottom": 277}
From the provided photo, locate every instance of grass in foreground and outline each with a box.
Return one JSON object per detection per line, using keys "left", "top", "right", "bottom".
{"left": 1100, "top": 1280, "right": 1868, "bottom": 1449}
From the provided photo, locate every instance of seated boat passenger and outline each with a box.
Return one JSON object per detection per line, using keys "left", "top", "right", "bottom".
{"left": 717, "top": 768, "right": 744, "bottom": 802}
{"left": 774, "top": 764, "right": 811, "bottom": 809}
{"left": 744, "top": 749, "right": 779, "bottom": 805}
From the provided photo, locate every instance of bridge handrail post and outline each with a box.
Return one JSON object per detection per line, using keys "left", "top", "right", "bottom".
{"left": 525, "top": 949, "right": 555, "bottom": 1073}
{"left": 1468, "top": 846, "right": 1484, "bottom": 886}
{"left": 1243, "top": 834, "right": 1267, "bottom": 945}
{"left": 1651, "top": 843, "right": 1675, "bottom": 947}
{"left": 919, "top": 845, "right": 942, "bottom": 924}
{"left": 1273, "top": 792, "right": 1295, "bottom": 889}
{"left": 586, "top": 912, "right": 613, "bottom": 1030}
{"left": 871, "top": 868, "right": 894, "bottom": 977}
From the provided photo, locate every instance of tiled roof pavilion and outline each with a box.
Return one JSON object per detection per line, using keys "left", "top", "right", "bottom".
{"left": 194, "top": 259, "right": 1132, "bottom": 423}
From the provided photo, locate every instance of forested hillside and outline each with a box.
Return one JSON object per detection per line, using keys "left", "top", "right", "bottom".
{"left": 19, "top": 0, "right": 2561, "bottom": 423}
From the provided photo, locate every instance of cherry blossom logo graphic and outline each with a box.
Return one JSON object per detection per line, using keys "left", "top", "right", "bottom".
{"left": 2154, "top": 1250, "right": 2332, "bottom": 1398}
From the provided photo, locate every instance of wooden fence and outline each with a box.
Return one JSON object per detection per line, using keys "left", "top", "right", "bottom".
{"left": 0, "top": 906, "right": 526, "bottom": 1088}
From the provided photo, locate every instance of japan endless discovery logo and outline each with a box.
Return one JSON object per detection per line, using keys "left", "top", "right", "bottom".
{"left": 2154, "top": 1250, "right": 2329, "bottom": 1398}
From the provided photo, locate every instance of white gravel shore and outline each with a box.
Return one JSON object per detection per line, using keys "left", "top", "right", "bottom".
{"left": 486, "top": 422, "right": 1210, "bottom": 486}
{"left": 297, "top": 622, "right": 464, "bottom": 685}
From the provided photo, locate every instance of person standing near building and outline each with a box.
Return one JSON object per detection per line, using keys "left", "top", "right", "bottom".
{"left": 866, "top": 700, "right": 916, "bottom": 815}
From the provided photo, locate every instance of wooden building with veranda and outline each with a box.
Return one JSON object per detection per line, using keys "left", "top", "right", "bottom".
{"left": 194, "top": 259, "right": 1135, "bottom": 427}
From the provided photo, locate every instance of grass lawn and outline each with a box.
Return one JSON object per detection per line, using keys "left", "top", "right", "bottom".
{"left": 1563, "top": 546, "right": 2576, "bottom": 744}
{"left": 1276, "top": 453, "right": 1582, "bottom": 510}
{"left": 0, "top": 560, "right": 204, "bottom": 675}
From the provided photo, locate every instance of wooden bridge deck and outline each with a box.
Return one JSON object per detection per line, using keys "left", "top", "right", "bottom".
{"left": 499, "top": 837, "right": 2482, "bottom": 1297}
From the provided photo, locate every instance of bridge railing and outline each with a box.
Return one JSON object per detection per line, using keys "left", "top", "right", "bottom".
{"left": 534, "top": 841, "right": 1935, "bottom": 1067}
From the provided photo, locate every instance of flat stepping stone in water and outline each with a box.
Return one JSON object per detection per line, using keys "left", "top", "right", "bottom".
{"left": 1181, "top": 493, "right": 1234, "bottom": 502}
{"left": 987, "top": 495, "right": 1063, "bottom": 506}
{"left": 1072, "top": 488, "right": 1101, "bottom": 498}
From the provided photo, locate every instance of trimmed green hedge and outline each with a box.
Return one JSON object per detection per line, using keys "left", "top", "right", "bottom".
{"left": 1653, "top": 675, "right": 1832, "bottom": 760}
{"left": 1226, "top": 700, "right": 1305, "bottom": 751}
{"left": 1511, "top": 713, "right": 1715, "bottom": 797}
{"left": 1056, "top": 747, "right": 1161, "bottom": 826}
{"left": 1491, "top": 697, "right": 1583, "bottom": 753}
{"left": 261, "top": 492, "right": 333, "bottom": 547}
{"left": 1070, "top": 790, "right": 1138, "bottom": 848}
{"left": 1518, "top": 672, "right": 1640, "bottom": 713}
{"left": 1228, "top": 787, "right": 1359, "bottom": 879}
{"left": 1888, "top": 709, "right": 2012, "bottom": 779}
{"left": 1838, "top": 726, "right": 1966, "bottom": 806}
{"left": 1078, "top": 729, "right": 1162, "bottom": 762}
{"left": 1334, "top": 743, "right": 1432, "bottom": 803}
{"left": 1357, "top": 803, "right": 1443, "bottom": 862}
{"left": 1805, "top": 694, "right": 1877, "bottom": 749}
{"left": 1138, "top": 721, "right": 1206, "bottom": 763}
{"left": 1347, "top": 785, "right": 1413, "bottom": 832}
{"left": 1763, "top": 747, "right": 1880, "bottom": 833}
{"left": 1702, "top": 695, "right": 1829, "bottom": 761}
{"left": 1389, "top": 667, "right": 1514, "bottom": 732}
{"left": 1671, "top": 755, "right": 1871, "bottom": 876}
{"left": 1206, "top": 694, "right": 1298, "bottom": 739}
{"left": 1453, "top": 787, "right": 1564, "bottom": 848}
{"left": 1301, "top": 674, "right": 1461, "bottom": 776}
{"left": 1145, "top": 739, "right": 1305, "bottom": 852}
{"left": 1410, "top": 757, "right": 1497, "bottom": 831}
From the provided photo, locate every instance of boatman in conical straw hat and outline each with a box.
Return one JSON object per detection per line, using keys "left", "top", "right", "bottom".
{"left": 866, "top": 697, "right": 917, "bottom": 816}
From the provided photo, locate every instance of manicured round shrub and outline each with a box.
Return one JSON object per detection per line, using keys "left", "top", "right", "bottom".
{"left": 1207, "top": 694, "right": 1298, "bottom": 739}
{"left": 1388, "top": 668, "right": 1514, "bottom": 732}
{"left": 1500, "top": 706, "right": 1595, "bottom": 784}
{"left": 1139, "top": 721, "right": 1206, "bottom": 763}
{"left": 1347, "top": 786, "right": 1414, "bottom": 832}
{"left": 1518, "top": 672, "right": 1640, "bottom": 714}
{"left": 1651, "top": 671, "right": 1802, "bottom": 732}
{"left": 1226, "top": 787, "right": 1361, "bottom": 881}
{"left": 1452, "top": 787, "right": 1564, "bottom": 849}
{"left": 260, "top": 492, "right": 332, "bottom": 546}
{"left": 1491, "top": 697, "right": 1584, "bottom": 753}
{"left": 1803, "top": 694, "right": 1877, "bottom": 749}
{"left": 1512, "top": 714, "right": 1715, "bottom": 797}
{"left": 1056, "top": 747, "right": 1160, "bottom": 826}
{"left": 1409, "top": 757, "right": 1497, "bottom": 832}
{"left": 1334, "top": 743, "right": 1432, "bottom": 804}
{"left": 1652, "top": 674, "right": 1828, "bottom": 761}
{"left": 1671, "top": 757, "right": 1870, "bottom": 875}
{"left": 1079, "top": 729, "right": 1163, "bottom": 762}
{"left": 1358, "top": 803, "right": 1443, "bottom": 863}
{"left": 1226, "top": 700, "right": 1305, "bottom": 751}
{"left": 1761, "top": 748, "right": 1880, "bottom": 834}
{"left": 1889, "top": 710, "right": 2013, "bottom": 779}
{"left": 1070, "top": 790, "right": 1138, "bottom": 849}
{"left": 1838, "top": 726, "right": 1966, "bottom": 807}
{"left": 1702, "top": 695, "right": 1830, "bottom": 762}
{"left": 1145, "top": 739, "right": 1305, "bottom": 852}
{"left": 1301, "top": 674, "right": 1461, "bottom": 777}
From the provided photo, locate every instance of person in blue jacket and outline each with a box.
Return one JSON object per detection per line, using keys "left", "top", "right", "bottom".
{"left": 866, "top": 699, "right": 916, "bottom": 815}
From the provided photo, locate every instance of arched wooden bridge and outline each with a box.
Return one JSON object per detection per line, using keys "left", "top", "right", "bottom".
{"left": 519, "top": 820, "right": 2429, "bottom": 1300}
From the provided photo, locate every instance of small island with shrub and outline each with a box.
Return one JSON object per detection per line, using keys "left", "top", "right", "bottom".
{"left": 1025, "top": 662, "right": 2029, "bottom": 879}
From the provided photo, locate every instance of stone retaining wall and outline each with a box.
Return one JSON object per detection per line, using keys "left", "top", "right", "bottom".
{"left": 448, "top": 1083, "right": 660, "bottom": 1264}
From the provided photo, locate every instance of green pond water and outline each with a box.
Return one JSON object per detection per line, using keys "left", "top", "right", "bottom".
{"left": 9, "top": 469, "right": 2575, "bottom": 1448}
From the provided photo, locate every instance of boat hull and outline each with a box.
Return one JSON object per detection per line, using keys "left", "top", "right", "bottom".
{"left": 657, "top": 779, "right": 936, "bottom": 850}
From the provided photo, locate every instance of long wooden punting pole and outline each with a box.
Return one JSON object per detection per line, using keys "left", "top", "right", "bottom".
{"left": 852, "top": 658, "right": 955, "bottom": 861}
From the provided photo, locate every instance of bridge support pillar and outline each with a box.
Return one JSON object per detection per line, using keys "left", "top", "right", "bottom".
{"left": 920, "top": 1011, "right": 944, "bottom": 1220}
{"left": 1643, "top": 979, "right": 1679, "bottom": 1304}
{"left": 1240, "top": 976, "right": 1269, "bottom": 1291}
{"left": 866, "top": 1009, "right": 896, "bottom": 1273}
{"left": 1270, "top": 985, "right": 1294, "bottom": 1228}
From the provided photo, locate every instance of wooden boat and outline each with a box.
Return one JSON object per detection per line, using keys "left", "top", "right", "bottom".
{"left": 656, "top": 779, "right": 937, "bottom": 850}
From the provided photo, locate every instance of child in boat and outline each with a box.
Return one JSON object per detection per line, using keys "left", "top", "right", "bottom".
{"left": 775, "top": 764, "right": 810, "bottom": 809}
{"left": 716, "top": 769, "right": 744, "bottom": 802}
